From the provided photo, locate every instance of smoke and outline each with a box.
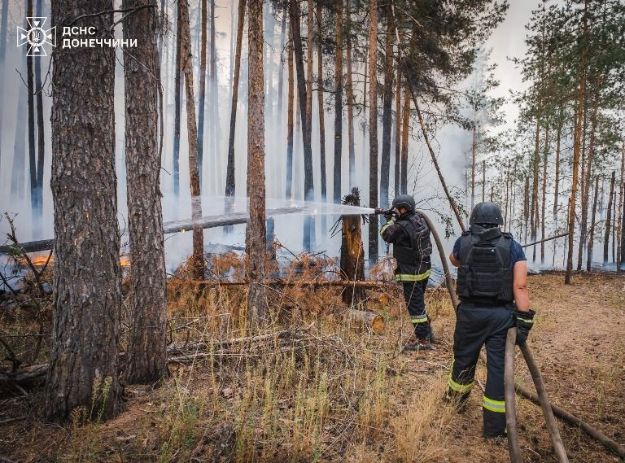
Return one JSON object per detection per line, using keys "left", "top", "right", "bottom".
{"left": 0, "top": 0, "right": 619, "bottom": 275}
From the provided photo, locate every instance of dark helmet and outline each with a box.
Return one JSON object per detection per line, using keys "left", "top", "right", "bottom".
{"left": 469, "top": 201, "right": 504, "bottom": 226}
{"left": 392, "top": 194, "right": 416, "bottom": 212}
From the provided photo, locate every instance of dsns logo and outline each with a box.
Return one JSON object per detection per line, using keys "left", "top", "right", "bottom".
{"left": 17, "top": 17, "right": 56, "bottom": 57}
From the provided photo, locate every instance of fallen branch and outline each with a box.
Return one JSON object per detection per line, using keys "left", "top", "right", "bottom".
{"left": 180, "top": 279, "right": 394, "bottom": 289}
{"left": 519, "top": 343, "right": 569, "bottom": 462}
{"left": 515, "top": 383, "right": 625, "bottom": 459}
{"left": 0, "top": 207, "right": 304, "bottom": 254}
{"left": 521, "top": 233, "right": 569, "bottom": 249}
{"left": 505, "top": 327, "right": 522, "bottom": 463}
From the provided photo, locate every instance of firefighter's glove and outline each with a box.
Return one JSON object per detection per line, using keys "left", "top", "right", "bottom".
{"left": 383, "top": 209, "right": 398, "bottom": 220}
{"left": 514, "top": 309, "right": 536, "bottom": 345}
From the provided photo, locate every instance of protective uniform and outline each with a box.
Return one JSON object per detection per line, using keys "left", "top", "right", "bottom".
{"left": 447, "top": 202, "right": 526, "bottom": 438}
{"left": 380, "top": 196, "right": 433, "bottom": 343}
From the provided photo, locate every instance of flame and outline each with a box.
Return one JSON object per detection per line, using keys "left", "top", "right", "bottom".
{"left": 119, "top": 256, "right": 130, "bottom": 267}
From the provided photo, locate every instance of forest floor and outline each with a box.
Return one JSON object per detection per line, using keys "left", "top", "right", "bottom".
{"left": 0, "top": 265, "right": 624, "bottom": 462}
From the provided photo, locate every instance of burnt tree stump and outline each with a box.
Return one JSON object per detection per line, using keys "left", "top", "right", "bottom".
{"left": 340, "top": 188, "right": 366, "bottom": 305}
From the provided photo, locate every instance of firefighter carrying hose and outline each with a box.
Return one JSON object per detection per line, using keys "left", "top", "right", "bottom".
{"left": 379, "top": 194, "right": 434, "bottom": 351}
{"left": 446, "top": 201, "right": 536, "bottom": 438}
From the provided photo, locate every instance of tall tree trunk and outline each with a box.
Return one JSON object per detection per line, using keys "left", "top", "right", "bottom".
{"left": 393, "top": 71, "right": 401, "bottom": 196}
{"left": 286, "top": 26, "right": 294, "bottom": 199}
{"left": 482, "top": 159, "right": 486, "bottom": 203}
{"left": 553, "top": 106, "right": 563, "bottom": 218}
{"left": 565, "top": 1, "right": 588, "bottom": 285}
{"left": 123, "top": 0, "right": 167, "bottom": 384}
{"left": 618, "top": 149, "right": 625, "bottom": 271}
{"left": 33, "top": 0, "right": 45, "bottom": 218}
{"left": 540, "top": 127, "right": 549, "bottom": 264}
{"left": 379, "top": 6, "right": 393, "bottom": 210}
{"left": 578, "top": 89, "right": 599, "bottom": 270}
{"left": 345, "top": 0, "right": 355, "bottom": 188}
{"left": 400, "top": 84, "right": 409, "bottom": 194}
{"left": 0, "top": 0, "right": 8, "bottom": 164}
{"left": 277, "top": 13, "right": 286, "bottom": 127}
{"left": 210, "top": 0, "right": 219, "bottom": 186}
{"left": 27, "top": 0, "right": 36, "bottom": 212}
{"left": 197, "top": 0, "right": 208, "bottom": 187}
{"left": 289, "top": 0, "right": 314, "bottom": 250}
{"left": 173, "top": 6, "right": 182, "bottom": 196}
{"left": 11, "top": 77, "right": 27, "bottom": 198}
{"left": 179, "top": 0, "right": 205, "bottom": 279}
{"left": 586, "top": 176, "right": 599, "bottom": 271}
{"left": 47, "top": 0, "right": 122, "bottom": 421}
{"left": 367, "top": 0, "right": 378, "bottom": 263}
{"left": 333, "top": 0, "right": 343, "bottom": 204}
{"left": 470, "top": 122, "right": 478, "bottom": 211}
{"left": 306, "top": 0, "right": 313, "bottom": 155}
{"left": 523, "top": 176, "right": 530, "bottom": 243}
{"left": 316, "top": 5, "right": 327, "bottom": 201}
{"left": 0, "top": 0, "right": 8, "bottom": 63}
{"left": 603, "top": 171, "right": 615, "bottom": 265}
{"left": 225, "top": 0, "right": 246, "bottom": 198}
{"left": 530, "top": 118, "right": 540, "bottom": 261}
{"left": 246, "top": 0, "right": 268, "bottom": 325}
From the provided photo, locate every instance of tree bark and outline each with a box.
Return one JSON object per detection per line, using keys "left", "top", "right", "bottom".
{"left": 540, "top": 126, "right": 549, "bottom": 264}
{"left": 33, "top": 0, "right": 45, "bottom": 218}
{"left": 565, "top": 0, "right": 588, "bottom": 285}
{"left": 604, "top": 171, "right": 615, "bottom": 265}
{"left": 316, "top": 4, "right": 327, "bottom": 201}
{"left": 286, "top": 24, "right": 294, "bottom": 199}
{"left": 289, "top": 0, "right": 314, "bottom": 250}
{"left": 340, "top": 189, "right": 365, "bottom": 305}
{"left": 470, "top": 123, "right": 478, "bottom": 211}
{"left": 306, "top": 0, "right": 314, "bottom": 160}
{"left": 578, "top": 90, "right": 599, "bottom": 271}
{"left": 209, "top": 0, "right": 219, "bottom": 179}
{"left": 246, "top": 0, "right": 268, "bottom": 326}
{"left": 617, "top": 148, "right": 624, "bottom": 270}
{"left": 197, "top": 0, "right": 208, "bottom": 188}
{"left": 333, "top": 0, "right": 343, "bottom": 204}
{"left": 400, "top": 84, "right": 409, "bottom": 194}
{"left": 225, "top": 0, "right": 246, "bottom": 198}
{"left": 0, "top": 0, "right": 8, "bottom": 63}
{"left": 586, "top": 176, "right": 599, "bottom": 272}
{"left": 530, "top": 118, "right": 540, "bottom": 261}
{"left": 27, "top": 0, "right": 36, "bottom": 213}
{"left": 345, "top": 0, "right": 355, "bottom": 188}
{"left": 523, "top": 176, "right": 530, "bottom": 243}
{"left": 173, "top": 6, "right": 182, "bottom": 196}
{"left": 179, "top": 0, "right": 205, "bottom": 279}
{"left": 367, "top": 0, "right": 378, "bottom": 263}
{"left": 482, "top": 159, "right": 486, "bottom": 203}
{"left": 379, "top": 6, "right": 394, "bottom": 210}
{"left": 122, "top": 0, "right": 167, "bottom": 384}
{"left": 47, "top": 0, "right": 122, "bottom": 421}
{"left": 553, "top": 106, "right": 563, "bottom": 218}
{"left": 394, "top": 69, "right": 401, "bottom": 197}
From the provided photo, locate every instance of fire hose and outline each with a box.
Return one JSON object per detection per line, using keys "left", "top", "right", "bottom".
{"left": 388, "top": 209, "right": 625, "bottom": 462}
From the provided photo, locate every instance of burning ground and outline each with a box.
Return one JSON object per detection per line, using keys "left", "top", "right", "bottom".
{"left": 0, "top": 257, "right": 624, "bottom": 462}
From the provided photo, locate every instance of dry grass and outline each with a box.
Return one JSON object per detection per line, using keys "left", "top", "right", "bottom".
{"left": 1, "top": 258, "right": 624, "bottom": 462}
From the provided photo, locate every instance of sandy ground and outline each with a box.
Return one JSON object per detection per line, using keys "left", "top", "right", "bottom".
{"left": 394, "top": 272, "right": 625, "bottom": 463}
